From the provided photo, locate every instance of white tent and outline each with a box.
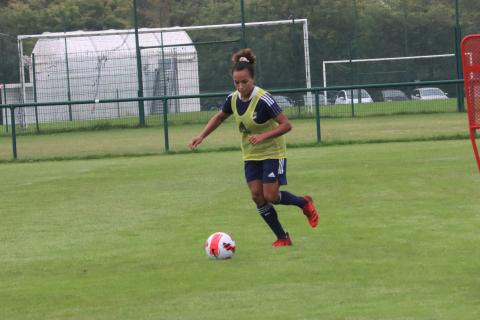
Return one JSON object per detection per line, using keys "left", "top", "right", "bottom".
{"left": 24, "top": 29, "right": 200, "bottom": 124}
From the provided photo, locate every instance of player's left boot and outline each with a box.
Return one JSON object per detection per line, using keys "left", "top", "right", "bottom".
{"left": 302, "top": 196, "right": 319, "bottom": 228}
{"left": 272, "top": 232, "right": 292, "bottom": 247}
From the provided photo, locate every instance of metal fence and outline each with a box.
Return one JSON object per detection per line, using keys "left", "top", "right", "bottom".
{"left": 0, "top": 79, "right": 465, "bottom": 161}
{"left": 0, "top": 79, "right": 463, "bottom": 134}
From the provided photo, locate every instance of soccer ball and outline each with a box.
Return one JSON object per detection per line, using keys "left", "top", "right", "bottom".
{"left": 205, "top": 232, "right": 236, "bottom": 260}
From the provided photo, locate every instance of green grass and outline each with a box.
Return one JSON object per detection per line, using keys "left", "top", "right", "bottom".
{"left": 1, "top": 140, "right": 479, "bottom": 319}
{"left": 0, "top": 112, "right": 471, "bottom": 161}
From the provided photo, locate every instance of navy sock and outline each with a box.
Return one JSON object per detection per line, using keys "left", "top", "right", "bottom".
{"left": 278, "top": 191, "right": 307, "bottom": 208}
{"left": 257, "top": 203, "right": 287, "bottom": 239}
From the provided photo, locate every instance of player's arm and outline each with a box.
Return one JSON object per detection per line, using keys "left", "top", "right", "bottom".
{"left": 189, "top": 111, "right": 231, "bottom": 149}
{"left": 248, "top": 113, "right": 292, "bottom": 145}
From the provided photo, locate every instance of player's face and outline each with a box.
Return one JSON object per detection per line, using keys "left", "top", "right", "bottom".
{"left": 233, "top": 69, "right": 255, "bottom": 99}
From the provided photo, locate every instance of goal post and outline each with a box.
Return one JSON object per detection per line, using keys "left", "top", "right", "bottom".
{"left": 461, "top": 35, "right": 480, "bottom": 172}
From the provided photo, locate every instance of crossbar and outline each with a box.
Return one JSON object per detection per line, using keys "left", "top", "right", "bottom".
{"left": 140, "top": 39, "right": 240, "bottom": 50}
{"left": 324, "top": 53, "right": 455, "bottom": 65}
{"left": 17, "top": 19, "right": 308, "bottom": 40}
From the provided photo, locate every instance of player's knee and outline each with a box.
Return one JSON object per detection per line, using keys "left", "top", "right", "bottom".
{"left": 263, "top": 192, "right": 279, "bottom": 204}
{"left": 251, "top": 191, "right": 265, "bottom": 205}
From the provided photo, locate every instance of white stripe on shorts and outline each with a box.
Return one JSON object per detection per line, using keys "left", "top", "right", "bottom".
{"left": 278, "top": 159, "right": 284, "bottom": 175}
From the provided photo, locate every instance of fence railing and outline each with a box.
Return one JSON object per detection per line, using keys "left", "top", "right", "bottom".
{"left": 0, "top": 79, "right": 465, "bottom": 160}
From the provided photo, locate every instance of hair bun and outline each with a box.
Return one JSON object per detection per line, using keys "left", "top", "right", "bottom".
{"left": 232, "top": 48, "right": 256, "bottom": 65}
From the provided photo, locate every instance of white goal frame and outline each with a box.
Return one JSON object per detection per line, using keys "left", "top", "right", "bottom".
{"left": 16, "top": 19, "right": 312, "bottom": 110}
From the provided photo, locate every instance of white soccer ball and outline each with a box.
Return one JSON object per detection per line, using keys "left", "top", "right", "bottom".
{"left": 205, "top": 232, "right": 236, "bottom": 260}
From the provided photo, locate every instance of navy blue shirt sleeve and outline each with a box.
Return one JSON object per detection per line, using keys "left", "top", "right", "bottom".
{"left": 255, "top": 94, "right": 283, "bottom": 123}
{"left": 265, "top": 95, "right": 283, "bottom": 118}
{"left": 222, "top": 95, "right": 233, "bottom": 114}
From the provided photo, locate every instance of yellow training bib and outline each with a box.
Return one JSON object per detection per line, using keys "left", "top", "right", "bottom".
{"left": 231, "top": 88, "right": 286, "bottom": 160}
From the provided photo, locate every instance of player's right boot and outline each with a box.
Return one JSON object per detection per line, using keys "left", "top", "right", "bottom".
{"left": 302, "top": 196, "right": 319, "bottom": 228}
{"left": 272, "top": 232, "right": 292, "bottom": 247}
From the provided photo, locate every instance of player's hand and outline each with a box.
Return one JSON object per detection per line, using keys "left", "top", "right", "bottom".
{"left": 248, "top": 134, "right": 266, "bottom": 145}
{"left": 189, "top": 135, "right": 204, "bottom": 150}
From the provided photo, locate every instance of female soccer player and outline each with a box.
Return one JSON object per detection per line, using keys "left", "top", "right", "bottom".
{"left": 189, "top": 48, "right": 318, "bottom": 247}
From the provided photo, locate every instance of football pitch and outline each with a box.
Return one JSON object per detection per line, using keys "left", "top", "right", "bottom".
{"left": 1, "top": 140, "right": 479, "bottom": 319}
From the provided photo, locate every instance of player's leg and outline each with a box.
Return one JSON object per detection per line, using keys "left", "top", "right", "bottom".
{"left": 262, "top": 158, "right": 304, "bottom": 206}
{"left": 247, "top": 179, "right": 289, "bottom": 242}
{"left": 245, "top": 161, "right": 289, "bottom": 242}
{"left": 263, "top": 158, "right": 319, "bottom": 228}
{"left": 260, "top": 179, "right": 292, "bottom": 246}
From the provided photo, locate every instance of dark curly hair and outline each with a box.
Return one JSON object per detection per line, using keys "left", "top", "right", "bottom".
{"left": 231, "top": 48, "right": 256, "bottom": 77}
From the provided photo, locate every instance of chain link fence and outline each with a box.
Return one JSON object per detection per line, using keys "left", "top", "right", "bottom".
{"left": 0, "top": 79, "right": 466, "bottom": 161}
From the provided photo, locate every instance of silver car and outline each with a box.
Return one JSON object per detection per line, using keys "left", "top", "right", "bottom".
{"left": 411, "top": 87, "right": 448, "bottom": 100}
{"left": 335, "top": 89, "right": 373, "bottom": 104}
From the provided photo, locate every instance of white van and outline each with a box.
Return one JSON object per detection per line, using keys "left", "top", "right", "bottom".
{"left": 335, "top": 89, "right": 373, "bottom": 104}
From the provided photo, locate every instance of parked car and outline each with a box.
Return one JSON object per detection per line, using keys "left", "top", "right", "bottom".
{"left": 272, "top": 95, "right": 294, "bottom": 108}
{"left": 327, "top": 91, "right": 339, "bottom": 104}
{"left": 411, "top": 87, "right": 448, "bottom": 100}
{"left": 381, "top": 89, "right": 409, "bottom": 102}
{"left": 335, "top": 89, "right": 373, "bottom": 104}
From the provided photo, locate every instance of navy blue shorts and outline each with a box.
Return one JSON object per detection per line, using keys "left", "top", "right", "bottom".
{"left": 244, "top": 158, "right": 287, "bottom": 185}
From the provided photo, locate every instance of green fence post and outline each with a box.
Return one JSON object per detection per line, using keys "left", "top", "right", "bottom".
{"left": 0, "top": 39, "right": 4, "bottom": 129}
{"left": 454, "top": 0, "right": 464, "bottom": 112}
{"left": 3, "top": 82, "right": 8, "bottom": 133}
{"left": 163, "top": 98, "right": 170, "bottom": 152}
{"left": 116, "top": 89, "right": 120, "bottom": 118}
{"left": 349, "top": 43, "right": 356, "bottom": 118}
{"left": 64, "top": 37, "right": 73, "bottom": 121}
{"left": 350, "top": 0, "right": 358, "bottom": 118}
{"left": 32, "top": 54, "right": 40, "bottom": 132}
{"left": 315, "top": 91, "right": 321, "bottom": 143}
{"left": 10, "top": 107, "right": 17, "bottom": 159}
{"left": 0, "top": 84, "right": 3, "bottom": 127}
{"left": 240, "top": 0, "right": 247, "bottom": 48}
{"left": 455, "top": 35, "right": 464, "bottom": 112}
{"left": 133, "top": 0, "right": 146, "bottom": 127}
{"left": 160, "top": 32, "right": 168, "bottom": 103}
{"left": 350, "top": 89, "right": 355, "bottom": 117}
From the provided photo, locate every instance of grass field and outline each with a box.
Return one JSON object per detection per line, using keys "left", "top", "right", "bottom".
{"left": 0, "top": 112, "right": 471, "bottom": 161}
{"left": 1, "top": 139, "right": 479, "bottom": 319}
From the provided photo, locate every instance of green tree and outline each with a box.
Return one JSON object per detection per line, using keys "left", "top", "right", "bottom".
{"left": 140, "top": 0, "right": 204, "bottom": 27}
{"left": 2, "top": 0, "right": 480, "bottom": 87}
{"left": 0, "top": 0, "right": 133, "bottom": 83}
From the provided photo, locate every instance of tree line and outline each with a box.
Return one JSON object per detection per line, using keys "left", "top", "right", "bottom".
{"left": 1, "top": 0, "right": 479, "bottom": 86}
